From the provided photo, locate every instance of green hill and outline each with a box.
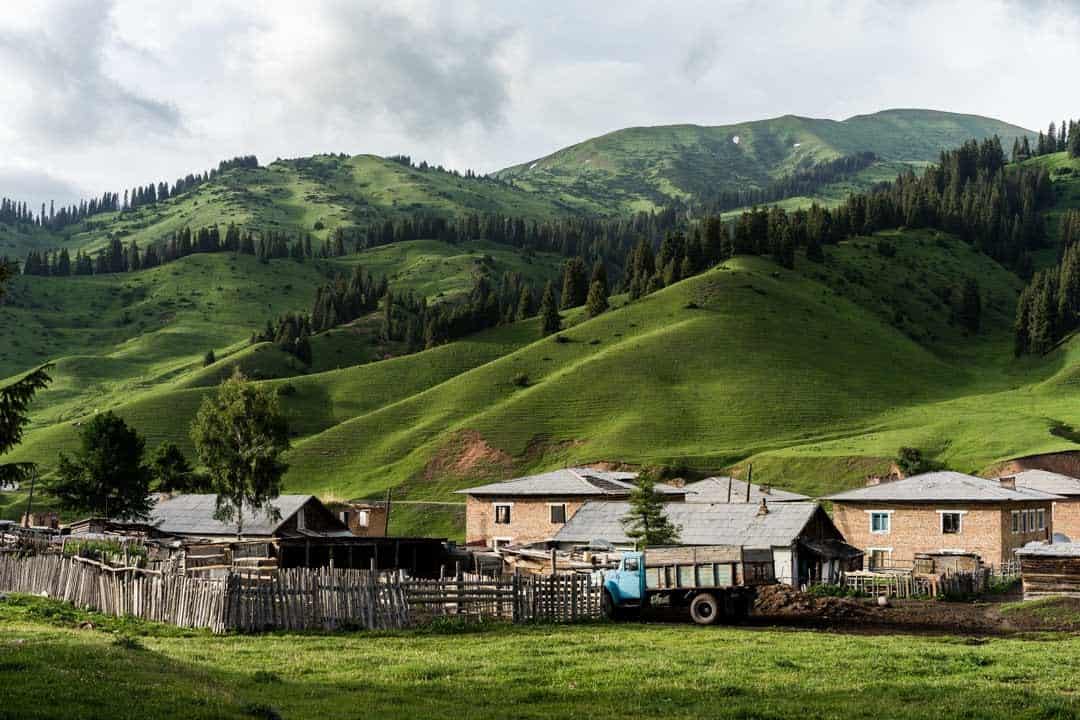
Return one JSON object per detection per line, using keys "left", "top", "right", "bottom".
{"left": 497, "top": 109, "right": 1035, "bottom": 213}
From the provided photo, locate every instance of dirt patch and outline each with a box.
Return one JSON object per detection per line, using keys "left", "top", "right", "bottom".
{"left": 522, "top": 434, "right": 584, "bottom": 462}
{"left": 423, "top": 430, "right": 514, "bottom": 482}
{"left": 753, "top": 585, "right": 871, "bottom": 623}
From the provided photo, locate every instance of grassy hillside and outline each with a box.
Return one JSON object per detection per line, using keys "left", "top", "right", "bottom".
{"left": 497, "top": 109, "right": 1033, "bottom": 214}
{"left": 1, "top": 154, "right": 579, "bottom": 260}
{"left": 11, "top": 226, "right": 1067, "bottom": 537}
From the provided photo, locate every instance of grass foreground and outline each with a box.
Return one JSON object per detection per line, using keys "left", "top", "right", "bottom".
{"left": 2, "top": 596, "right": 1080, "bottom": 720}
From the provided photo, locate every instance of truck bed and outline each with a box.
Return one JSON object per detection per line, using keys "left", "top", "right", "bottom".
{"left": 643, "top": 546, "right": 773, "bottom": 590}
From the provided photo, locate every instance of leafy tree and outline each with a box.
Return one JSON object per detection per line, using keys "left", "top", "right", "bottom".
{"left": 539, "top": 281, "right": 561, "bottom": 337}
{"left": 585, "top": 279, "right": 609, "bottom": 318}
{"left": 621, "top": 468, "right": 680, "bottom": 549}
{"left": 50, "top": 411, "right": 152, "bottom": 519}
{"left": 0, "top": 364, "right": 52, "bottom": 487}
{"left": 190, "top": 370, "right": 290, "bottom": 537}
{"left": 896, "top": 447, "right": 932, "bottom": 477}
{"left": 151, "top": 442, "right": 207, "bottom": 493}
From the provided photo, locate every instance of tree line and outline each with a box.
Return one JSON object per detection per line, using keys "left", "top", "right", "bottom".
{"left": 0, "top": 155, "right": 259, "bottom": 233}
{"left": 703, "top": 152, "right": 878, "bottom": 214}
{"left": 1014, "top": 210, "right": 1080, "bottom": 355}
{"left": 1014, "top": 120, "right": 1080, "bottom": 161}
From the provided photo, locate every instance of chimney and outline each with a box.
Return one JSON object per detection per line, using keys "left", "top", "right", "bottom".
{"left": 757, "top": 498, "right": 769, "bottom": 516}
{"left": 998, "top": 476, "right": 1016, "bottom": 490}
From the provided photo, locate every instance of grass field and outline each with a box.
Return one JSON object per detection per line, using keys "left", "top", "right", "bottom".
{"left": 2, "top": 595, "right": 1080, "bottom": 720}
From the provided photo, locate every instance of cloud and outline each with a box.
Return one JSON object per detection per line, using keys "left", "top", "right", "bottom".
{"left": 0, "top": 168, "right": 83, "bottom": 207}
{"left": 0, "top": 0, "right": 181, "bottom": 147}
{"left": 681, "top": 35, "right": 718, "bottom": 83}
{"left": 242, "top": 2, "right": 512, "bottom": 140}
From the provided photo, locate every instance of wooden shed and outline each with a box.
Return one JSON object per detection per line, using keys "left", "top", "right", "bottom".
{"left": 1016, "top": 542, "right": 1080, "bottom": 599}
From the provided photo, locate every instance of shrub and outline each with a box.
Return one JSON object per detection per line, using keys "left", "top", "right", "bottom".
{"left": 203, "top": 349, "right": 216, "bottom": 367}
{"left": 512, "top": 373, "right": 529, "bottom": 388}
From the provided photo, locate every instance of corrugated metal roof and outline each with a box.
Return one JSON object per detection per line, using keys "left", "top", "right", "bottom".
{"left": 684, "top": 477, "right": 809, "bottom": 503}
{"left": 457, "top": 468, "right": 682, "bottom": 497}
{"left": 1016, "top": 541, "right": 1080, "bottom": 557}
{"left": 147, "top": 494, "right": 315, "bottom": 536}
{"left": 823, "top": 471, "right": 1063, "bottom": 503}
{"left": 554, "top": 500, "right": 823, "bottom": 547}
{"left": 1007, "top": 470, "right": 1080, "bottom": 497}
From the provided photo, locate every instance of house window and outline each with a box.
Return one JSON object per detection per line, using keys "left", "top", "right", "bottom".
{"left": 493, "top": 537, "right": 512, "bottom": 550}
{"left": 1038, "top": 508, "right": 1046, "bottom": 531}
{"left": 1030, "top": 509, "right": 1038, "bottom": 532}
{"left": 868, "top": 548, "right": 892, "bottom": 570}
{"left": 494, "top": 503, "right": 512, "bottom": 525}
{"left": 549, "top": 504, "right": 567, "bottom": 524}
{"left": 357, "top": 510, "right": 370, "bottom": 529}
{"left": 941, "top": 512, "right": 962, "bottom": 534}
{"left": 1011, "top": 510, "right": 1020, "bottom": 534}
{"left": 296, "top": 507, "right": 306, "bottom": 531}
{"left": 869, "top": 511, "right": 891, "bottom": 534}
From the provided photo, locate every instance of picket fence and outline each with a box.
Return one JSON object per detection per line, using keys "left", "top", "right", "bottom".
{"left": 402, "top": 572, "right": 601, "bottom": 623}
{"left": 0, "top": 554, "right": 408, "bottom": 633}
{"left": 0, "top": 554, "right": 601, "bottom": 632}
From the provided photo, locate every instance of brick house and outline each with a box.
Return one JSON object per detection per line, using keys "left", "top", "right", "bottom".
{"left": 331, "top": 501, "right": 390, "bottom": 537}
{"left": 1007, "top": 470, "right": 1080, "bottom": 543}
{"left": 458, "top": 468, "right": 685, "bottom": 548}
{"left": 825, "top": 471, "right": 1060, "bottom": 568}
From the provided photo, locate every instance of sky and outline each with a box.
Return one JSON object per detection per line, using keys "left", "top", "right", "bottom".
{"left": 0, "top": 0, "right": 1077, "bottom": 206}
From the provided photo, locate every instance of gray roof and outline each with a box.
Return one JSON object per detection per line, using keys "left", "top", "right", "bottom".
{"left": 554, "top": 500, "right": 823, "bottom": 548}
{"left": 823, "top": 471, "right": 1063, "bottom": 503}
{"left": 1007, "top": 470, "right": 1080, "bottom": 497}
{"left": 684, "top": 477, "right": 809, "bottom": 503}
{"left": 147, "top": 494, "right": 319, "bottom": 537}
{"left": 1016, "top": 541, "right": 1080, "bottom": 558}
{"left": 458, "top": 468, "right": 682, "bottom": 497}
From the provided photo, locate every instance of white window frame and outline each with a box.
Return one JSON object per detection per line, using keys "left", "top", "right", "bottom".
{"left": 1029, "top": 509, "right": 1037, "bottom": 532}
{"left": 493, "top": 502, "right": 513, "bottom": 525}
{"left": 1038, "top": 508, "right": 1046, "bottom": 531}
{"left": 937, "top": 510, "right": 966, "bottom": 535}
{"left": 866, "top": 510, "right": 893, "bottom": 535}
{"left": 492, "top": 537, "right": 512, "bottom": 550}
{"left": 547, "top": 503, "right": 567, "bottom": 524}
{"left": 867, "top": 547, "right": 893, "bottom": 570}
{"left": 356, "top": 509, "right": 370, "bottom": 528}
{"left": 1011, "top": 510, "right": 1021, "bottom": 534}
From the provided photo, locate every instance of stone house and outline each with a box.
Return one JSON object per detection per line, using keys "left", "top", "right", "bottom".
{"left": 553, "top": 499, "right": 862, "bottom": 586}
{"left": 458, "top": 468, "right": 685, "bottom": 549}
{"left": 825, "top": 471, "right": 1060, "bottom": 569}
{"left": 1006, "top": 469, "right": 1080, "bottom": 542}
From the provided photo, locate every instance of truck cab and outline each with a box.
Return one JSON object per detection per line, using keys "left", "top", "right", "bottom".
{"left": 603, "top": 551, "right": 645, "bottom": 607}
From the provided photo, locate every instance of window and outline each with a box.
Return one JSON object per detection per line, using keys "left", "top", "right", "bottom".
{"left": 941, "top": 512, "right": 962, "bottom": 534}
{"left": 868, "top": 548, "right": 892, "bottom": 570}
{"left": 296, "top": 507, "right": 306, "bottom": 531}
{"left": 494, "top": 503, "right": 512, "bottom": 525}
{"left": 549, "top": 504, "right": 567, "bottom": 524}
{"left": 1011, "top": 510, "right": 1020, "bottom": 534}
{"left": 1038, "top": 508, "right": 1046, "bottom": 531}
{"left": 623, "top": 557, "right": 640, "bottom": 572}
{"left": 870, "top": 511, "right": 891, "bottom": 534}
{"left": 493, "top": 537, "right": 512, "bottom": 550}
{"left": 356, "top": 510, "right": 370, "bottom": 529}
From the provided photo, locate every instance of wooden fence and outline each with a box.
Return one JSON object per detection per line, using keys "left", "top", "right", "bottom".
{"left": 0, "top": 554, "right": 601, "bottom": 632}
{"left": 843, "top": 571, "right": 934, "bottom": 599}
{"left": 401, "top": 572, "right": 601, "bottom": 623}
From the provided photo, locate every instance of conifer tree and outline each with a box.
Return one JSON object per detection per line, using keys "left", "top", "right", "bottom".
{"left": 560, "top": 256, "right": 588, "bottom": 309}
{"left": 621, "top": 468, "right": 680, "bottom": 549}
{"left": 585, "top": 280, "right": 609, "bottom": 318}
{"left": 539, "top": 281, "right": 561, "bottom": 337}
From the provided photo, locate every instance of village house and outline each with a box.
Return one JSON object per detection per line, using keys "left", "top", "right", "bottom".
{"left": 458, "top": 468, "right": 685, "bottom": 549}
{"left": 1006, "top": 469, "right": 1080, "bottom": 542}
{"left": 825, "top": 471, "right": 1060, "bottom": 569}
{"left": 332, "top": 500, "right": 391, "bottom": 537}
{"left": 552, "top": 499, "right": 862, "bottom": 586}
{"left": 683, "top": 477, "right": 810, "bottom": 503}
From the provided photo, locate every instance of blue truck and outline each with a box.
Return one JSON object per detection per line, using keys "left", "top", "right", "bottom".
{"left": 601, "top": 545, "right": 773, "bottom": 624}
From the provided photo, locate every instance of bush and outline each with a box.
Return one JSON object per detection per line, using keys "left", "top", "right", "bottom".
{"left": 806, "top": 583, "right": 862, "bottom": 598}
{"left": 511, "top": 373, "right": 529, "bottom": 388}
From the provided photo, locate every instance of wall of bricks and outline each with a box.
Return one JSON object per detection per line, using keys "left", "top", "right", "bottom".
{"left": 465, "top": 496, "right": 589, "bottom": 547}
{"left": 832, "top": 500, "right": 1053, "bottom": 566}
{"left": 1052, "top": 499, "right": 1080, "bottom": 542}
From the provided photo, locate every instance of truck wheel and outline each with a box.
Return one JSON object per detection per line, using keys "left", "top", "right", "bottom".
{"left": 602, "top": 590, "right": 618, "bottom": 621}
{"left": 690, "top": 593, "right": 720, "bottom": 625}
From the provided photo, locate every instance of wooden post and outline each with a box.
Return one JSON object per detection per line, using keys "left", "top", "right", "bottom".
{"left": 550, "top": 548, "right": 557, "bottom": 574}
{"left": 745, "top": 463, "right": 753, "bottom": 503}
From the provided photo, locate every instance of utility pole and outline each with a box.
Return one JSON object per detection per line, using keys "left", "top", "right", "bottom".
{"left": 22, "top": 466, "right": 36, "bottom": 528}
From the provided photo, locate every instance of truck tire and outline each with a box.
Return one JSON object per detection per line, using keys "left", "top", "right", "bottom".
{"left": 690, "top": 593, "right": 720, "bottom": 625}
{"left": 602, "top": 590, "right": 618, "bottom": 621}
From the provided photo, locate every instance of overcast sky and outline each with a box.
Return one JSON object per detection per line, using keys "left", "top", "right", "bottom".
{"left": 1, "top": 0, "right": 1077, "bottom": 205}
